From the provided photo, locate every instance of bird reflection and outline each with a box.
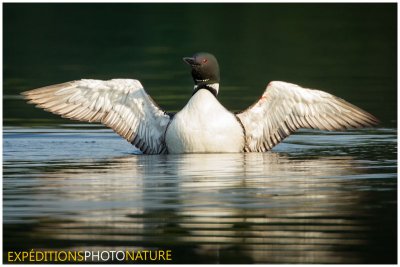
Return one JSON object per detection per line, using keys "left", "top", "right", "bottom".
{"left": 5, "top": 153, "right": 384, "bottom": 264}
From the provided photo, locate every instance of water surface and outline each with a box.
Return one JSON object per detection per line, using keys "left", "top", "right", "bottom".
{"left": 3, "top": 126, "right": 397, "bottom": 263}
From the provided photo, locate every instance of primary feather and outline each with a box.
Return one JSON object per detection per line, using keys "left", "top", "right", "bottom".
{"left": 22, "top": 79, "right": 171, "bottom": 154}
{"left": 236, "top": 81, "right": 379, "bottom": 152}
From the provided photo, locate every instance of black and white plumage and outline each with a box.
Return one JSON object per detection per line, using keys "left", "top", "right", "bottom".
{"left": 22, "top": 52, "right": 379, "bottom": 154}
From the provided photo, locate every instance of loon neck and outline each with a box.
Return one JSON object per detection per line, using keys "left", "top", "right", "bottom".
{"left": 192, "top": 83, "right": 219, "bottom": 97}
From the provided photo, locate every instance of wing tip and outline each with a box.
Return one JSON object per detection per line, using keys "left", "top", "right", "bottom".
{"left": 358, "top": 111, "right": 381, "bottom": 128}
{"left": 20, "top": 88, "right": 38, "bottom": 99}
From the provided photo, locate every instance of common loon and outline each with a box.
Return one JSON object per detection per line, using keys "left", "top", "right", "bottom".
{"left": 22, "top": 52, "right": 379, "bottom": 154}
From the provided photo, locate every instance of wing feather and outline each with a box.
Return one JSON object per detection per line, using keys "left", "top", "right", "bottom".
{"left": 22, "top": 79, "right": 171, "bottom": 154}
{"left": 237, "top": 81, "right": 379, "bottom": 152}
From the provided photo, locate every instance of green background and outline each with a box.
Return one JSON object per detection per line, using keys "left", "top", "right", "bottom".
{"left": 3, "top": 3, "right": 397, "bottom": 126}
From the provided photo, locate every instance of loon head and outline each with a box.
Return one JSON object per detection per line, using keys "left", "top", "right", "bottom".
{"left": 183, "top": 52, "right": 220, "bottom": 96}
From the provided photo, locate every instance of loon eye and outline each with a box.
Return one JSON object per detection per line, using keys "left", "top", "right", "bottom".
{"left": 202, "top": 58, "right": 208, "bottom": 64}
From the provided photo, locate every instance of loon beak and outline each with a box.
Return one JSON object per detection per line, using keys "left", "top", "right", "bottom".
{"left": 183, "top": 57, "right": 197, "bottom": 66}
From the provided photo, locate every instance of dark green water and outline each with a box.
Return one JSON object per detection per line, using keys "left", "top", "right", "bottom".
{"left": 3, "top": 3, "right": 397, "bottom": 264}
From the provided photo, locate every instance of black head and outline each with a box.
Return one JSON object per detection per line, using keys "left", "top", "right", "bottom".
{"left": 183, "top": 52, "right": 220, "bottom": 86}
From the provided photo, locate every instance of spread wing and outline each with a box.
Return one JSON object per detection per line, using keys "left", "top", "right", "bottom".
{"left": 236, "top": 81, "right": 379, "bottom": 152}
{"left": 22, "top": 79, "right": 171, "bottom": 154}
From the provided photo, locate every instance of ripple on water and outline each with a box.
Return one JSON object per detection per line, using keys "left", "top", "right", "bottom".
{"left": 3, "top": 126, "right": 397, "bottom": 263}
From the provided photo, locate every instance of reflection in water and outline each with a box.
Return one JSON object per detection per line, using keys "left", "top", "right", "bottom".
{"left": 3, "top": 147, "right": 397, "bottom": 263}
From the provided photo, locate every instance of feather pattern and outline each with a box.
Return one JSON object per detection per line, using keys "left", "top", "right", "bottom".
{"left": 22, "top": 79, "right": 171, "bottom": 154}
{"left": 237, "top": 81, "right": 379, "bottom": 152}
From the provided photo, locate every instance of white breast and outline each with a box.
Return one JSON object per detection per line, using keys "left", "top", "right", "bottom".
{"left": 165, "top": 89, "right": 245, "bottom": 153}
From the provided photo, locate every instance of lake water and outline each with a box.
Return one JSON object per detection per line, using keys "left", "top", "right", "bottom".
{"left": 3, "top": 3, "right": 397, "bottom": 264}
{"left": 3, "top": 125, "right": 397, "bottom": 263}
